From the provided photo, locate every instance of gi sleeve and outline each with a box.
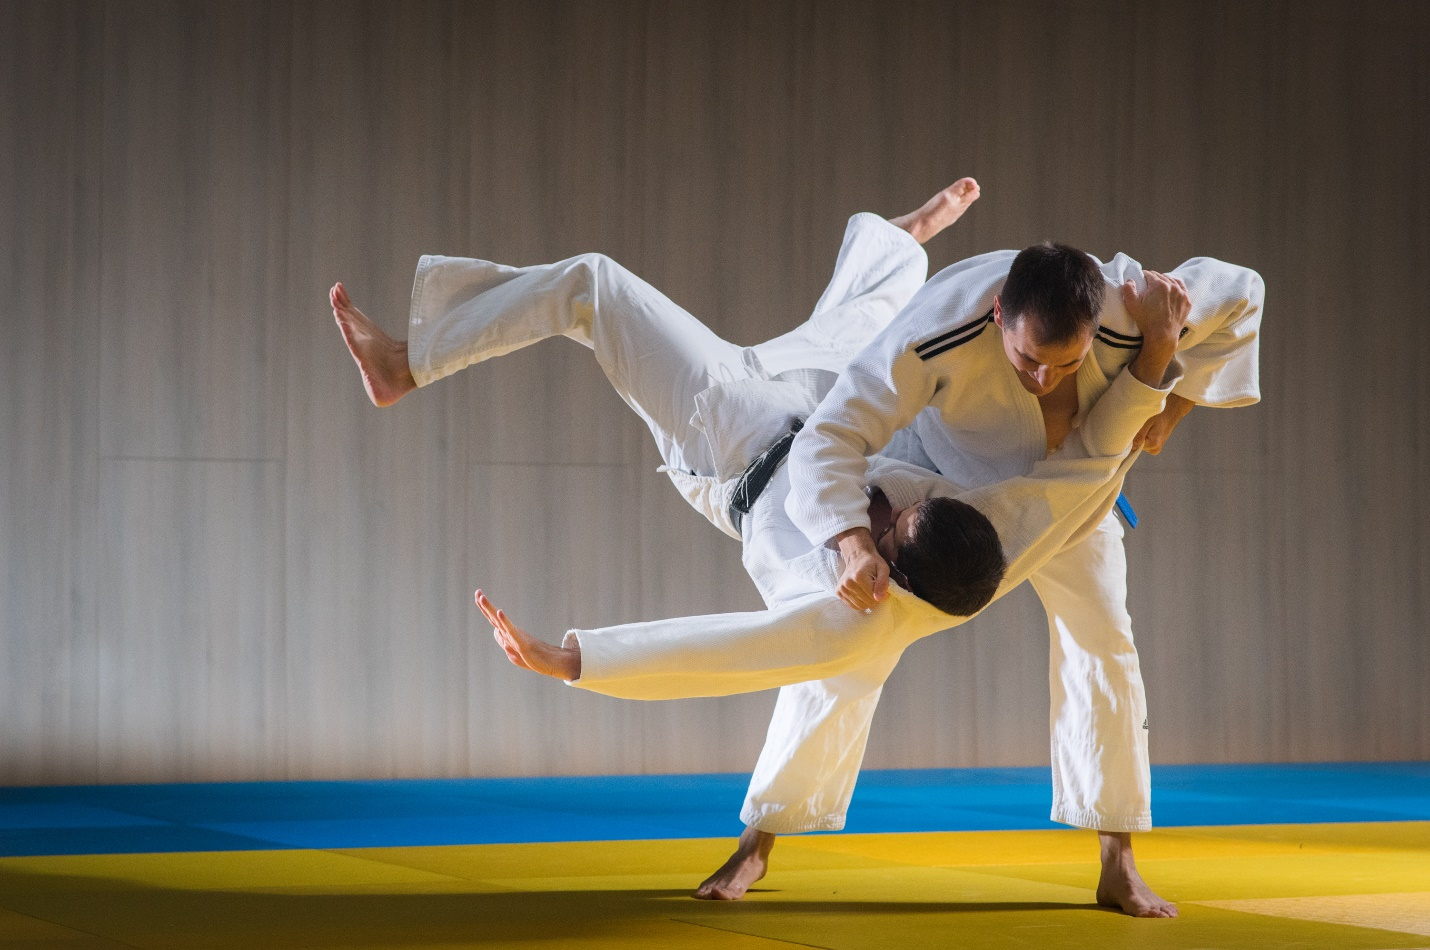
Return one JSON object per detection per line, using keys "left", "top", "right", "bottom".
{"left": 782, "top": 251, "right": 1015, "bottom": 550}
{"left": 783, "top": 338, "right": 938, "bottom": 546}
{"left": 1168, "top": 257, "right": 1264, "bottom": 408}
{"left": 1072, "top": 356, "right": 1184, "bottom": 457}
{"left": 564, "top": 589, "right": 953, "bottom": 701}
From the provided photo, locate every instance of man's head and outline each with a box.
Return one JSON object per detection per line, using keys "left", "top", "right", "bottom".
{"left": 876, "top": 497, "right": 1006, "bottom": 617}
{"left": 994, "top": 241, "right": 1105, "bottom": 396}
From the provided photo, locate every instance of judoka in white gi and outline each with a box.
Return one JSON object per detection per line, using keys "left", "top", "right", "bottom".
{"left": 770, "top": 238, "right": 1263, "bottom": 917}
{"left": 329, "top": 177, "right": 1220, "bottom": 917}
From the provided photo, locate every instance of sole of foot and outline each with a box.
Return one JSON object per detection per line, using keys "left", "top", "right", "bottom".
{"left": 891, "top": 176, "right": 980, "bottom": 244}
{"left": 330, "top": 282, "right": 415, "bottom": 407}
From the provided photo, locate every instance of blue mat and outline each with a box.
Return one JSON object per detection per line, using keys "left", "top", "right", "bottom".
{"left": 0, "top": 762, "right": 1425, "bottom": 857}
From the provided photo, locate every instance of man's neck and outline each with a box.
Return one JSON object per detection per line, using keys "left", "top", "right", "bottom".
{"left": 826, "top": 488, "right": 893, "bottom": 553}
{"left": 1038, "top": 373, "right": 1081, "bottom": 453}
{"left": 866, "top": 488, "right": 894, "bottom": 545}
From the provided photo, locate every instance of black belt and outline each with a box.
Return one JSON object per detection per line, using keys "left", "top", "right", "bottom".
{"left": 729, "top": 419, "right": 804, "bottom": 533}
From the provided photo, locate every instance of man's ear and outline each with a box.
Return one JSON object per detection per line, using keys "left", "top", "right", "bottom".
{"left": 992, "top": 295, "right": 1003, "bottom": 329}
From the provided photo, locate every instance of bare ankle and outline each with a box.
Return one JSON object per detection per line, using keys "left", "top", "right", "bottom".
{"left": 741, "top": 826, "right": 776, "bottom": 855}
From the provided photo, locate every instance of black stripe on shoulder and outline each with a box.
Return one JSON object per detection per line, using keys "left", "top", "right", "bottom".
{"left": 1095, "top": 333, "right": 1142, "bottom": 350}
{"left": 1096, "top": 324, "right": 1191, "bottom": 347}
{"left": 1097, "top": 325, "right": 1143, "bottom": 343}
{"left": 914, "top": 310, "right": 992, "bottom": 360}
{"left": 918, "top": 324, "right": 988, "bottom": 360}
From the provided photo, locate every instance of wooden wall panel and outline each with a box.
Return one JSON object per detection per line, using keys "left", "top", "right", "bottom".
{"left": 279, "top": 0, "right": 483, "bottom": 780}
{"left": 1, "top": 0, "right": 1427, "bottom": 788}
{"left": 97, "top": 1, "right": 289, "bottom": 461}
{"left": 95, "top": 460, "right": 285, "bottom": 782}
{"left": 0, "top": 0, "right": 104, "bottom": 785}
{"left": 1128, "top": 469, "right": 1282, "bottom": 764}
{"left": 866, "top": 588, "right": 1055, "bottom": 771}
{"left": 1265, "top": 8, "right": 1430, "bottom": 763}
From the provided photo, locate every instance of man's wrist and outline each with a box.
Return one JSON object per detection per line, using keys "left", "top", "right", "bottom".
{"left": 1130, "top": 340, "right": 1176, "bottom": 387}
{"left": 833, "top": 526, "right": 877, "bottom": 557}
{"left": 1165, "top": 392, "right": 1196, "bottom": 417}
{"left": 1142, "top": 328, "right": 1181, "bottom": 349}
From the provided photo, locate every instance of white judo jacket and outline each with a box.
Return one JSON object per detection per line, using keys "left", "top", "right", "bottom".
{"left": 785, "top": 251, "right": 1265, "bottom": 546}
{"left": 569, "top": 358, "right": 1181, "bottom": 699}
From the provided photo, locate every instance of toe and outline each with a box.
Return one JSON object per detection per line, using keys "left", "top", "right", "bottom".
{"left": 695, "top": 884, "right": 735, "bottom": 901}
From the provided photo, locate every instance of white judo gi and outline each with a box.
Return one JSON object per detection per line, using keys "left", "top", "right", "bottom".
{"left": 783, "top": 249, "right": 1265, "bottom": 833}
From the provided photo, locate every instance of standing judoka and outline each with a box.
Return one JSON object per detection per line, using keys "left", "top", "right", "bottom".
{"left": 768, "top": 241, "right": 1263, "bottom": 917}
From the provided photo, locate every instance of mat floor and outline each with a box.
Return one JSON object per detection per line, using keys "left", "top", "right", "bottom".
{"left": 1, "top": 763, "right": 1426, "bottom": 949}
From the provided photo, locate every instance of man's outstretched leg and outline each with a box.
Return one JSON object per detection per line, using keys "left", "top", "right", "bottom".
{"left": 333, "top": 253, "right": 749, "bottom": 475}
{"left": 331, "top": 282, "right": 417, "bottom": 407}
{"left": 695, "top": 826, "right": 775, "bottom": 900}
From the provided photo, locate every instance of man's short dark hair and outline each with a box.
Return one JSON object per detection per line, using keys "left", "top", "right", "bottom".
{"left": 1001, "top": 241, "right": 1105, "bottom": 345}
{"left": 895, "top": 497, "right": 1006, "bottom": 617}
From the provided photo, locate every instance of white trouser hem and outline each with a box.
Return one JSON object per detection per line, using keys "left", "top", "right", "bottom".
{"left": 1050, "top": 803, "right": 1152, "bottom": 833}
{"left": 407, "top": 255, "right": 449, "bottom": 387}
{"left": 740, "top": 806, "right": 846, "bottom": 835}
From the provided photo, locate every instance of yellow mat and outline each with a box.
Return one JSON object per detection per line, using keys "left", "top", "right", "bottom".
{"left": 0, "top": 822, "right": 1426, "bottom": 949}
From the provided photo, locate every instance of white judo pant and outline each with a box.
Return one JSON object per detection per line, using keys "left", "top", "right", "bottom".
{"left": 404, "top": 213, "right": 1153, "bottom": 837}
{"left": 741, "top": 512, "right": 1151, "bottom": 835}
{"left": 407, "top": 212, "right": 921, "bottom": 477}
{"left": 1032, "top": 514, "right": 1152, "bottom": 833}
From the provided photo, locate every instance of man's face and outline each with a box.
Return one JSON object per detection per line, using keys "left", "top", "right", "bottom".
{"left": 993, "top": 296, "right": 1093, "bottom": 397}
{"left": 875, "top": 501, "right": 922, "bottom": 567}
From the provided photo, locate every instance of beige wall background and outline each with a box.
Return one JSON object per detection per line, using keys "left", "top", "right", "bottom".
{"left": 3, "top": 0, "right": 1427, "bottom": 787}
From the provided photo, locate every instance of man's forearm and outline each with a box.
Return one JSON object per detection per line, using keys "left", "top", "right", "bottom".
{"left": 1129, "top": 338, "right": 1178, "bottom": 389}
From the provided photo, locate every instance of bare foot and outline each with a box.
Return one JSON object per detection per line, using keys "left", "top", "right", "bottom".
{"left": 476, "top": 590, "right": 581, "bottom": 681}
{"left": 1096, "top": 832, "right": 1177, "bottom": 918}
{"left": 694, "top": 826, "right": 776, "bottom": 900}
{"left": 330, "top": 282, "right": 417, "bottom": 407}
{"left": 888, "top": 177, "right": 981, "bottom": 244}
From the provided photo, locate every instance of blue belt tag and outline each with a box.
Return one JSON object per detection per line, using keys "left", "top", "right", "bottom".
{"left": 1115, "top": 492, "right": 1139, "bottom": 529}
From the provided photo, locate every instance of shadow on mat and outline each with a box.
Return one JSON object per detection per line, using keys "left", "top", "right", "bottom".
{"left": 0, "top": 866, "right": 1105, "bottom": 946}
{"left": 718, "top": 896, "right": 1099, "bottom": 915}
